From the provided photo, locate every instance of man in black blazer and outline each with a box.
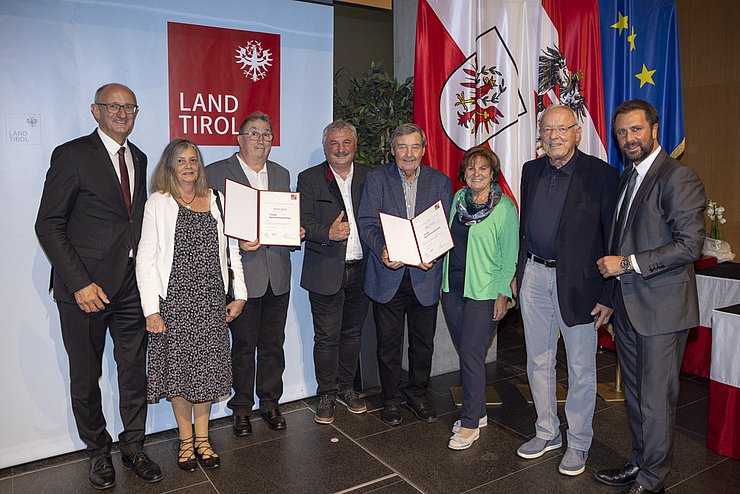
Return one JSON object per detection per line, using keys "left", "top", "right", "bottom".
{"left": 515, "top": 105, "right": 618, "bottom": 476}
{"left": 35, "top": 83, "right": 161, "bottom": 489}
{"left": 298, "top": 120, "right": 370, "bottom": 424}
{"left": 597, "top": 100, "right": 706, "bottom": 494}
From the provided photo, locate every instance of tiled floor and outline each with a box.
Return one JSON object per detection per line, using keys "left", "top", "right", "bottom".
{"left": 2, "top": 311, "right": 738, "bottom": 493}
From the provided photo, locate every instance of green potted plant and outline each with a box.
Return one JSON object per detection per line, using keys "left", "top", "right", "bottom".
{"left": 333, "top": 62, "right": 414, "bottom": 167}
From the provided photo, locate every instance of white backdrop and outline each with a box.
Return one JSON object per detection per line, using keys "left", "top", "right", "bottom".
{"left": 0, "top": 0, "right": 332, "bottom": 468}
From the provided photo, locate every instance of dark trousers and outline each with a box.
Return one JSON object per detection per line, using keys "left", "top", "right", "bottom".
{"left": 227, "top": 283, "right": 289, "bottom": 414}
{"left": 309, "top": 262, "right": 369, "bottom": 396}
{"left": 441, "top": 290, "right": 497, "bottom": 429}
{"left": 373, "top": 270, "right": 438, "bottom": 406}
{"left": 613, "top": 284, "right": 688, "bottom": 491}
{"left": 57, "top": 260, "right": 147, "bottom": 458}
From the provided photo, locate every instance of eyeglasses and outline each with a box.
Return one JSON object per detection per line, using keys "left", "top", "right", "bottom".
{"left": 239, "top": 130, "right": 274, "bottom": 141}
{"left": 95, "top": 102, "right": 139, "bottom": 114}
{"left": 540, "top": 123, "right": 578, "bottom": 135}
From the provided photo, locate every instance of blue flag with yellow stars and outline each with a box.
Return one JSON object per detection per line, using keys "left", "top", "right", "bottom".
{"left": 600, "top": 0, "right": 685, "bottom": 172}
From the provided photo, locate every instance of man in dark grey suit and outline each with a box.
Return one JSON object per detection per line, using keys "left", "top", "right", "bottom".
{"left": 597, "top": 100, "right": 706, "bottom": 494}
{"left": 358, "top": 123, "right": 452, "bottom": 426}
{"left": 206, "top": 112, "right": 294, "bottom": 435}
{"left": 35, "top": 83, "right": 162, "bottom": 489}
{"left": 298, "top": 120, "right": 370, "bottom": 424}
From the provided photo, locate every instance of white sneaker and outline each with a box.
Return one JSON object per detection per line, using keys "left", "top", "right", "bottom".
{"left": 451, "top": 416, "right": 488, "bottom": 433}
{"left": 448, "top": 428, "right": 480, "bottom": 450}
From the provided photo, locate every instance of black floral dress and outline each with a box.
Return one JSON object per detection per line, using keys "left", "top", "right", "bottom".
{"left": 147, "top": 205, "right": 232, "bottom": 403}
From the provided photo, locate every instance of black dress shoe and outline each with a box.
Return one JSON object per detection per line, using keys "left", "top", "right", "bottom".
{"left": 381, "top": 404, "right": 402, "bottom": 426}
{"left": 261, "top": 408, "right": 287, "bottom": 430}
{"left": 90, "top": 455, "right": 115, "bottom": 490}
{"left": 405, "top": 401, "right": 437, "bottom": 423}
{"left": 233, "top": 414, "right": 252, "bottom": 436}
{"left": 620, "top": 482, "right": 665, "bottom": 494}
{"left": 122, "top": 450, "right": 163, "bottom": 483}
{"left": 595, "top": 463, "right": 640, "bottom": 486}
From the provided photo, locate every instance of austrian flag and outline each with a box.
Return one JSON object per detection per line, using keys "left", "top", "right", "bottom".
{"left": 415, "top": 0, "right": 612, "bottom": 203}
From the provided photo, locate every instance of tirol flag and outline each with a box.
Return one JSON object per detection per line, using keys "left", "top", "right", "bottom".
{"left": 414, "top": 0, "right": 609, "bottom": 204}
{"left": 600, "top": 0, "right": 685, "bottom": 171}
{"left": 414, "top": 0, "right": 540, "bottom": 205}
{"left": 168, "top": 22, "right": 281, "bottom": 146}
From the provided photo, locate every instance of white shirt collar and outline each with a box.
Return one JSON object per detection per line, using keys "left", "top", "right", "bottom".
{"left": 97, "top": 127, "right": 128, "bottom": 155}
{"left": 329, "top": 162, "right": 354, "bottom": 182}
{"left": 632, "top": 145, "right": 662, "bottom": 177}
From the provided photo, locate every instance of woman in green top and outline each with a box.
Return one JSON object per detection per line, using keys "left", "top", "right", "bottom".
{"left": 441, "top": 146, "right": 519, "bottom": 450}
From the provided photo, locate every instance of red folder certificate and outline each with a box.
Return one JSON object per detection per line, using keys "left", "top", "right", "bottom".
{"left": 223, "top": 179, "right": 301, "bottom": 247}
{"left": 379, "top": 200, "right": 454, "bottom": 265}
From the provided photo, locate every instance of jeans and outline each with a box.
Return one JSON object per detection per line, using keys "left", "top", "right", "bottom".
{"left": 310, "top": 262, "right": 369, "bottom": 395}
{"left": 520, "top": 259, "right": 597, "bottom": 451}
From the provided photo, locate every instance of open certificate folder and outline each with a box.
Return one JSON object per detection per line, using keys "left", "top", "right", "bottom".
{"left": 379, "top": 200, "right": 454, "bottom": 265}
{"left": 223, "top": 178, "right": 301, "bottom": 247}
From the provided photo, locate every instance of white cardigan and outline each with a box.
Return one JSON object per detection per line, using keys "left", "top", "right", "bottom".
{"left": 136, "top": 190, "right": 248, "bottom": 317}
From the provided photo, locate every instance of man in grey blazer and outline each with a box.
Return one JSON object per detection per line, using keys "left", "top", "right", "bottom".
{"left": 298, "top": 120, "right": 370, "bottom": 424}
{"left": 206, "top": 112, "right": 294, "bottom": 435}
{"left": 597, "top": 100, "right": 706, "bottom": 494}
{"left": 357, "top": 123, "right": 452, "bottom": 426}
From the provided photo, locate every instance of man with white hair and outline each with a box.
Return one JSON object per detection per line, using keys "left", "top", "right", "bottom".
{"left": 515, "top": 105, "right": 618, "bottom": 476}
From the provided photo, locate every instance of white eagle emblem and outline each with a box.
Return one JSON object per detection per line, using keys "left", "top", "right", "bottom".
{"left": 235, "top": 40, "right": 272, "bottom": 82}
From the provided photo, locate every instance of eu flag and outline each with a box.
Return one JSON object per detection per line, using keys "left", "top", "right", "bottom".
{"left": 600, "top": 0, "right": 685, "bottom": 172}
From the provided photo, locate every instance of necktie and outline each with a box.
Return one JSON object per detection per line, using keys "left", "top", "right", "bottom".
{"left": 611, "top": 166, "right": 637, "bottom": 254}
{"left": 117, "top": 147, "right": 132, "bottom": 215}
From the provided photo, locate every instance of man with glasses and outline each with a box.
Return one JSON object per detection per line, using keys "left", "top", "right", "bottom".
{"left": 514, "top": 105, "right": 618, "bottom": 476}
{"left": 35, "top": 83, "right": 162, "bottom": 489}
{"left": 206, "top": 112, "right": 294, "bottom": 435}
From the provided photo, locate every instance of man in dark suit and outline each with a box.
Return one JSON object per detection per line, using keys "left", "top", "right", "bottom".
{"left": 357, "top": 123, "right": 452, "bottom": 426}
{"left": 515, "top": 105, "right": 618, "bottom": 476}
{"left": 206, "top": 112, "right": 295, "bottom": 435}
{"left": 298, "top": 120, "right": 370, "bottom": 424}
{"left": 35, "top": 83, "right": 162, "bottom": 489}
{"left": 596, "top": 100, "right": 706, "bottom": 494}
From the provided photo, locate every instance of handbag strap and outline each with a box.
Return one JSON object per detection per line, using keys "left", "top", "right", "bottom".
{"left": 213, "top": 189, "right": 234, "bottom": 296}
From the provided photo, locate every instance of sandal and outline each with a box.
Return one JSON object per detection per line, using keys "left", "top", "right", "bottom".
{"left": 176, "top": 436, "right": 197, "bottom": 472}
{"left": 194, "top": 436, "right": 220, "bottom": 469}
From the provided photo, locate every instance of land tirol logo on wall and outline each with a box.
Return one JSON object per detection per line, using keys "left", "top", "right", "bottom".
{"left": 168, "top": 22, "right": 280, "bottom": 146}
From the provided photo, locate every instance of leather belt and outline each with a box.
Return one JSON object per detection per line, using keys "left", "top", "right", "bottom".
{"left": 345, "top": 259, "right": 362, "bottom": 267}
{"left": 527, "top": 251, "right": 556, "bottom": 268}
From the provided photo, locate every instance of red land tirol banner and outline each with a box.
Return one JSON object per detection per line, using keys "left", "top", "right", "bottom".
{"left": 168, "top": 22, "right": 281, "bottom": 146}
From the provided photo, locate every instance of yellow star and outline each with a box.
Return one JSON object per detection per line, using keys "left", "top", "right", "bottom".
{"left": 627, "top": 26, "right": 637, "bottom": 51}
{"left": 611, "top": 11, "right": 628, "bottom": 36}
{"left": 635, "top": 64, "right": 656, "bottom": 88}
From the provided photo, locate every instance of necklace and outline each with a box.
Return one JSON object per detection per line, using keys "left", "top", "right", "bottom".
{"left": 178, "top": 192, "right": 196, "bottom": 209}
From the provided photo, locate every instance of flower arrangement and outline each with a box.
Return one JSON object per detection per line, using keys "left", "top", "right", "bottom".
{"left": 707, "top": 200, "right": 726, "bottom": 240}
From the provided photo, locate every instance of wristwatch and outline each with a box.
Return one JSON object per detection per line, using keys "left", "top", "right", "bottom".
{"left": 620, "top": 256, "right": 633, "bottom": 274}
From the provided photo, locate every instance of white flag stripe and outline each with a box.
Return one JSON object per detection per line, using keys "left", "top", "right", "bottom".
{"left": 423, "top": 0, "right": 608, "bottom": 203}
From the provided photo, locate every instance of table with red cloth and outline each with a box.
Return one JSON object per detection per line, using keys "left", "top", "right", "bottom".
{"left": 708, "top": 303, "right": 740, "bottom": 460}
{"left": 598, "top": 262, "right": 740, "bottom": 378}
